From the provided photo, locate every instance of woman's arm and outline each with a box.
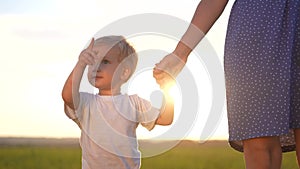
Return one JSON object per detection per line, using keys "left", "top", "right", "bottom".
{"left": 154, "top": 0, "right": 229, "bottom": 83}
{"left": 175, "top": 0, "right": 229, "bottom": 59}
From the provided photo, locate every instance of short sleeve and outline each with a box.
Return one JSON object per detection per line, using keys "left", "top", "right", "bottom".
{"left": 64, "top": 104, "right": 76, "bottom": 120}
{"left": 129, "top": 95, "right": 160, "bottom": 131}
{"left": 64, "top": 92, "right": 92, "bottom": 128}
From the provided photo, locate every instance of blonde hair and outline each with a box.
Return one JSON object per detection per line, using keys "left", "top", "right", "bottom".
{"left": 94, "top": 35, "right": 138, "bottom": 79}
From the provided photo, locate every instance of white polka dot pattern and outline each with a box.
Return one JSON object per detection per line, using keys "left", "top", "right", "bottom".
{"left": 224, "top": 0, "right": 300, "bottom": 152}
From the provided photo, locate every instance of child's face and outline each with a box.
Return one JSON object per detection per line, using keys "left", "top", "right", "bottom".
{"left": 87, "top": 44, "right": 125, "bottom": 94}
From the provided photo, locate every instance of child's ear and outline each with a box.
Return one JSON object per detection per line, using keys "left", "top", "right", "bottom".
{"left": 121, "top": 67, "right": 131, "bottom": 81}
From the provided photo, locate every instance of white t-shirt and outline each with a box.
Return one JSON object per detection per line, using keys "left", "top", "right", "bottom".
{"left": 64, "top": 93, "right": 160, "bottom": 169}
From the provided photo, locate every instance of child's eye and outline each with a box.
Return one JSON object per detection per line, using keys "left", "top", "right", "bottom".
{"left": 102, "top": 59, "right": 110, "bottom": 64}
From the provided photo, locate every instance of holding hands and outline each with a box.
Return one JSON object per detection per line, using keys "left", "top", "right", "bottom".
{"left": 153, "top": 52, "right": 187, "bottom": 90}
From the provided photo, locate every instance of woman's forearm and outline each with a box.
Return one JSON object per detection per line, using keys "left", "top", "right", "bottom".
{"left": 175, "top": 0, "right": 229, "bottom": 59}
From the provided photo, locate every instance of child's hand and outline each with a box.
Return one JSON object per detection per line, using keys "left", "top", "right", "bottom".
{"left": 153, "top": 53, "right": 186, "bottom": 80}
{"left": 153, "top": 67, "right": 176, "bottom": 91}
{"left": 78, "top": 38, "right": 96, "bottom": 67}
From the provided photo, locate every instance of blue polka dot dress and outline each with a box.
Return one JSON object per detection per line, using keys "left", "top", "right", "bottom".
{"left": 224, "top": 0, "right": 300, "bottom": 152}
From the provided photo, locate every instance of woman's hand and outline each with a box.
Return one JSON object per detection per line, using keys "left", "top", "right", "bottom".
{"left": 153, "top": 52, "right": 187, "bottom": 88}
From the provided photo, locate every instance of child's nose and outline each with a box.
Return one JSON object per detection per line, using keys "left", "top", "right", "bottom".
{"left": 89, "top": 63, "right": 100, "bottom": 73}
{"left": 96, "top": 64, "right": 101, "bottom": 72}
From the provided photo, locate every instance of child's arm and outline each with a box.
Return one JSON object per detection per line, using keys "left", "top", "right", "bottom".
{"left": 154, "top": 70, "right": 175, "bottom": 125}
{"left": 155, "top": 89, "right": 174, "bottom": 125}
{"left": 62, "top": 38, "right": 95, "bottom": 110}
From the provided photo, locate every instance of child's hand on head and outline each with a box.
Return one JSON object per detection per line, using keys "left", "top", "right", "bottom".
{"left": 78, "top": 38, "right": 96, "bottom": 67}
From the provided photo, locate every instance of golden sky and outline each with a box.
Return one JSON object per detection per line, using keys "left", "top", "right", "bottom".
{"left": 0, "top": 0, "right": 233, "bottom": 140}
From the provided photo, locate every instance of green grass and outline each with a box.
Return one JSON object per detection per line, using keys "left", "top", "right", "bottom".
{"left": 0, "top": 141, "right": 298, "bottom": 169}
{"left": 141, "top": 141, "right": 299, "bottom": 169}
{"left": 0, "top": 146, "right": 81, "bottom": 169}
{"left": 141, "top": 141, "right": 245, "bottom": 169}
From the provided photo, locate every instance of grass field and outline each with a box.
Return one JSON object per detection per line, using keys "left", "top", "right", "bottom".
{"left": 0, "top": 138, "right": 298, "bottom": 169}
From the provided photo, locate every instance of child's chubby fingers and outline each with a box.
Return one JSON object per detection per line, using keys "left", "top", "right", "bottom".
{"left": 153, "top": 71, "right": 167, "bottom": 85}
{"left": 87, "top": 38, "right": 94, "bottom": 51}
{"left": 79, "top": 50, "right": 97, "bottom": 66}
{"left": 85, "top": 38, "right": 97, "bottom": 61}
{"left": 153, "top": 68, "right": 176, "bottom": 89}
{"left": 153, "top": 65, "right": 166, "bottom": 79}
{"left": 153, "top": 69, "right": 164, "bottom": 81}
{"left": 153, "top": 67, "right": 163, "bottom": 74}
{"left": 153, "top": 68, "right": 174, "bottom": 82}
{"left": 154, "top": 77, "right": 165, "bottom": 88}
{"left": 78, "top": 38, "right": 97, "bottom": 66}
{"left": 82, "top": 54, "right": 94, "bottom": 65}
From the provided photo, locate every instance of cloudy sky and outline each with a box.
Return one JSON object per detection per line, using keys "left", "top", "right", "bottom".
{"left": 0, "top": 0, "right": 234, "bottom": 140}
